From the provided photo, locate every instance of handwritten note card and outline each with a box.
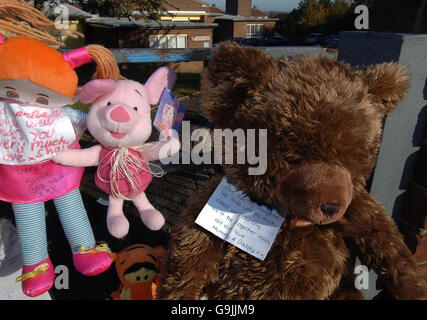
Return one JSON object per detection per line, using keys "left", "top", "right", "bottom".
{"left": 195, "top": 177, "right": 286, "bottom": 260}
{"left": 0, "top": 102, "right": 76, "bottom": 165}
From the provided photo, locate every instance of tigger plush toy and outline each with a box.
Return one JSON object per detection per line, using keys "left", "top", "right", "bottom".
{"left": 110, "top": 244, "right": 166, "bottom": 300}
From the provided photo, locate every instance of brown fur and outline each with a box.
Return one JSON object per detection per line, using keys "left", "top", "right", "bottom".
{"left": 158, "top": 43, "right": 427, "bottom": 300}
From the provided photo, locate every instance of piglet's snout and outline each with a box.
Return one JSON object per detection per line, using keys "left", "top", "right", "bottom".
{"left": 109, "top": 106, "right": 131, "bottom": 123}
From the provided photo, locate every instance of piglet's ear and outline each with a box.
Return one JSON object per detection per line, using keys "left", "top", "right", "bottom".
{"left": 79, "top": 79, "right": 116, "bottom": 104}
{"left": 145, "top": 66, "right": 177, "bottom": 105}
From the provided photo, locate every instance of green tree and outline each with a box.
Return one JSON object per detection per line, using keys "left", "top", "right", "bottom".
{"left": 349, "top": 0, "right": 374, "bottom": 6}
{"left": 318, "top": 0, "right": 333, "bottom": 9}
{"left": 36, "top": 0, "right": 167, "bottom": 19}
{"left": 79, "top": 0, "right": 166, "bottom": 18}
{"left": 276, "top": 0, "right": 375, "bottom": 36}
{"left": 326, "top": 0, "right": 350, "bottom": 30}
{"left": 297, "top": 0, "right": 329, "bottom": 27}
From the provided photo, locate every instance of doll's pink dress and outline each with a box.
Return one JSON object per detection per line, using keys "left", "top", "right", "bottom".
{"left": 95, "top": 146, "right": 152, "bottom": 199}
{"left": 0, "top": 143, "right": 84, "bottom": 203}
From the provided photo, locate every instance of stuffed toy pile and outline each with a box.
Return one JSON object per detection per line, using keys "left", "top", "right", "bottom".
{"left": 158, "top": 42, "right": 427, "bottom": 299}
{"left": 0, "top": 1, "right": 122, "bottom": 297}
{"left": 0, "top": 0, "right": 181, "bottom": 298}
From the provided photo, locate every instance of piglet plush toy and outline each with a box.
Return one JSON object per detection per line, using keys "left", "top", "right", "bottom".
{"left": 54, "top": 67, "right": 180, "bottom": 238}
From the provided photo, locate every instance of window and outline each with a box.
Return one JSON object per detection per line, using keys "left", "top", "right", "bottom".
{"left": 246, "top": 24, "right": 264, "bottom": 39}
{"left": 149, "top": 35, "right": 187, "bottom": 49}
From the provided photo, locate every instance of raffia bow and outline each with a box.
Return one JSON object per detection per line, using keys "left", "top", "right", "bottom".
{"left": 97, "top": 144, "right": 165, "bottom": 201}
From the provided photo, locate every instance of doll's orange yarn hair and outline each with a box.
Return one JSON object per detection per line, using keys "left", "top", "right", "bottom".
{"left": 0, "top": 0, "right": 123, "bottom": 97}
{"left": 86, "top": 44, "right": 124, "bottom": 81}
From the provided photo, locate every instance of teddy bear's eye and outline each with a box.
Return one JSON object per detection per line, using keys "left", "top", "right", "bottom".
{"left": 133, "top": 107, "right": 138, "bottom": 111}
{"left": 107, "top": 101, "right": 112, "bottom": 106}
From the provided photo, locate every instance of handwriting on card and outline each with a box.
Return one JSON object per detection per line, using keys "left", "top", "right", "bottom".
{"left": 195, "top": 177, "right": 286, "bottom": 260}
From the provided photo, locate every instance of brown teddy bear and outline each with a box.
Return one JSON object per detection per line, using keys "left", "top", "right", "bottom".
{"left": 158, "top": 42, "right": 427, "bottom": 299}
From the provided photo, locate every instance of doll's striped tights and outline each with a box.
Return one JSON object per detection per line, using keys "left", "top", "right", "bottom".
{"left": 12, "top": 189, "right": 96, "bottom": 266}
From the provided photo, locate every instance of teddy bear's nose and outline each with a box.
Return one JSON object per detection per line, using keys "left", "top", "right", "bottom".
{"left": 321, "top": 203, "right": 340, "bottom": 215}
{"left": 110, "top": 106, "right": 131, "bottom": 123}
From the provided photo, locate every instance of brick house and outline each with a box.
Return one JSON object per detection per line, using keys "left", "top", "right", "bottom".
{"left": 162, "top": 0, "right": 209, "bottom": 22}
{"left": 82, "top": 0, "right": 276, "bottom": 72}
{"left": 82, "top": 0, "right": 217, "bottom": 72}
{"left": 205, "top": 0, "right": 278, "bottom": 44}
{"left": 251, "top": 5, "right": 269, "bottom": 19}
{"left": 84, "top": 17, "right": 216, "bottom": 49}
{"left": 84, "top": 0, "right": 276, "bottom": 49}
{"left": 84, "top": 0, "right": 219, "bottom": 49}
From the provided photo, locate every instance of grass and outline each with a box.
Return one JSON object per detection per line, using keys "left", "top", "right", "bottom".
{"left": 173, "top": 73, "right": 201, "bottom": 98}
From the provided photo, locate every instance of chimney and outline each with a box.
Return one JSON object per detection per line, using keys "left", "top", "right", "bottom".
{"left": 226, "top": 0, "right": 252, "bottom": 17}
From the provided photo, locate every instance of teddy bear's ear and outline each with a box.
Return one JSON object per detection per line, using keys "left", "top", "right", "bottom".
{"left": 202, "top": 42, "right": 275, "bottom": 126}
{"left": 206, "top": 42, "right": 275, "bottom": 92}
{"left": 363, "top": 62, "right": 410, "bottom": 114}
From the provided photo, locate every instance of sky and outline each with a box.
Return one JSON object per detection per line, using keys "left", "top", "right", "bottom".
{"left": 204, "top": 0, "right": 301, "bottom": 13}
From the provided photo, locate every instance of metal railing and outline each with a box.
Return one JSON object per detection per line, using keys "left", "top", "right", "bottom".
{"left": 110, "top": 45, "right": 337, "bottom": 63}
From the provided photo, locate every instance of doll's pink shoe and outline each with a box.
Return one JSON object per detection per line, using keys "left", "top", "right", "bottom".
{"left": 16, "top": 257, "right": 55, "bottom": 297}
{"left": 73, "top": 244, "right": 113, "bottom": 276}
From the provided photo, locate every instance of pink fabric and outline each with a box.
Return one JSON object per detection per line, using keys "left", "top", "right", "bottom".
{"left": 0, "top": 143, "right": 84, "bottom": 203}
{"left": 95, "top": 147, "right": 152, "bottom": 199}
{"left": 21, "top": 257, "right": 55, "bottom": 297}
{"left": 72, "top": 245, "right": 113, "bottom": 276}
{"left": 62, "top": 47, "right": 93, "bottom": 70}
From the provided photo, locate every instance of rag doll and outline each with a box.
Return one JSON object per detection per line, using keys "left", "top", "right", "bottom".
{"left": 0, "top": 1, "right": 122, "bottom": 297}
{"left": 53, "top": 68, "right": 181, "bottom": 238}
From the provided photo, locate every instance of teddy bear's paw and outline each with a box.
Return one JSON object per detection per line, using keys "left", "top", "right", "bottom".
{"left": 139, "top": 209, "right": 165, "bottom": 231}
{"left": 107, "top": 215, "right": 130, "bottom": 238}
